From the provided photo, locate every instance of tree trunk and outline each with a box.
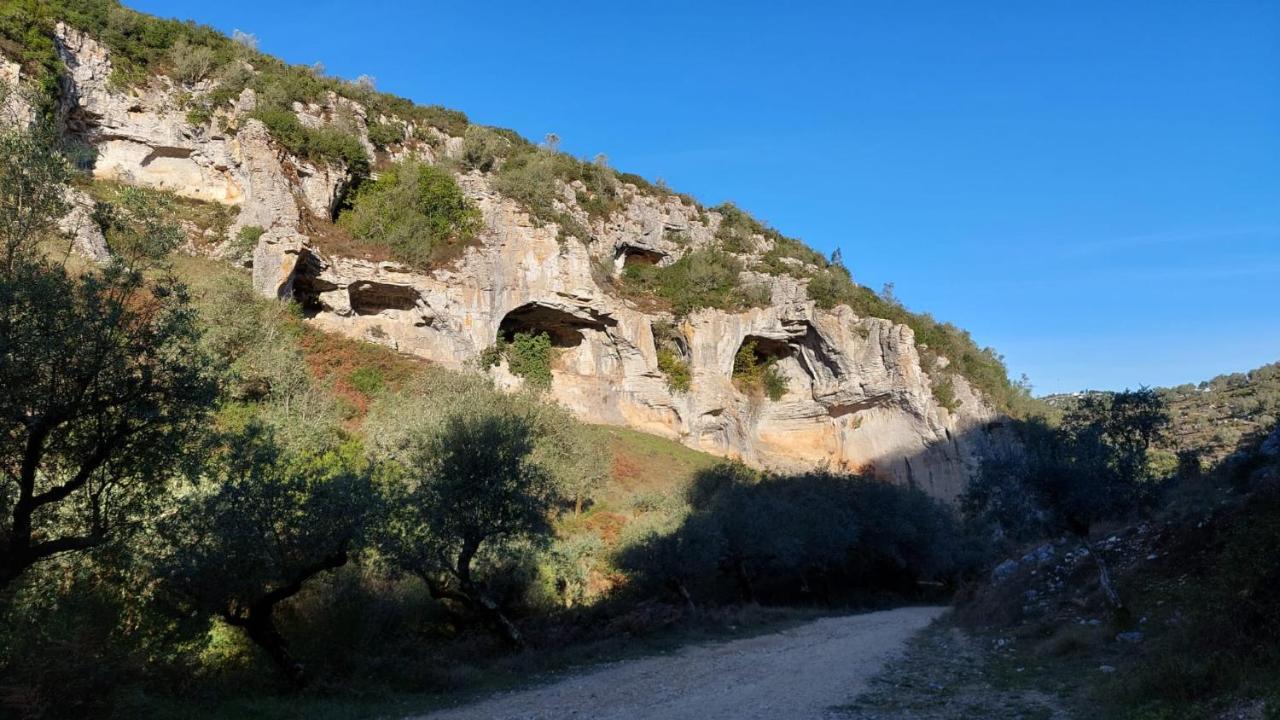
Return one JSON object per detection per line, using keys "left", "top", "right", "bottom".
{"left": 1080, "top": 538, "right": 1124, "bottom": 612}
{"left": 474, "top": 592, "right": 526, "bottom": 648}
{"left": 239, "top": 609, "right": 306, "bottom": 687}
{"left": 437, "top": 541, "right": 528, "bottom": 649}
{"left": 223, "top": 549, "right": 349, "bottom": 687}
{"left": 670, "top": 579, "right": 696, "bottom": 613}
{"left": 732, "top": 558, "right": 756, "bottom": 603}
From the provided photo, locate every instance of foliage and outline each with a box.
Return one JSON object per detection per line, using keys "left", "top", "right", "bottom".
{"left": 366, "top": 118, "right": 405, "bottom": 149}
{"left": 198, "top": 278, "right": 344, "bottom": 453}
{"left": 347, "top": 366, "right": 385, "bottom": 395}
{"left": 379, "top": 412, "right": 560, "bottom": 645}
{"left": 622, "top": 248, "right": 757, "bottom": 316}
{"left": 337, "top": 160, "right": 480, "bottom": 270}
{"left": 459, "top": 125, "right": 519, "bottom": 173}
{"left": 0, "top": 123, "right": 69, "bottom": 266}
{"left": 932, "top": 377, "right": 960, "bottom": 411}
{"left": 232, "top": 224, "right": 264, "bottom": 256}
{"left": 618, "top": 464, "right": 968, "bottom": 606}
{"left": 362, "top": 366, "right": 605, "bottom": 518}
{"left": 155, "top": 426, "right": 376, "bottom": 684}
{"left": 89, "top": 183, "right": 185, "bottom": 262}
{"left": 493, "top": 148, "right": 587, "bottom": 241}
{"left": 658, "top": 348, "right": 691, "bottom": 393}
{"left": 0, "top": 123, "right": 216, "bottom": 591}
{"left": 963, "top": 390, "right": 1169, "bottom": 542}
{"left": 645, "top": 314, "right": 699, "bottom": 399}
{"left": 502, "top": 331, "right": 554, "bottom": 390}
{"left": 249, "top": 107, "right": 368, "bottom": 174}
{"left": 732, "top": 340, "right": 789, "bottom": 401}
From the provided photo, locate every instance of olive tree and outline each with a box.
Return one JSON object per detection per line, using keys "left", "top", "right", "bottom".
{"left": 155, "top": 428, "right": 376, "bottom": 684}
{"left": 0, "top": 121, "right": 216, "bottom": 592}
{"left": 365, "top": 367, "right": 605, "bottom": 516}
{"left": 380, "top": 412, "right": 559, "bottom": 647}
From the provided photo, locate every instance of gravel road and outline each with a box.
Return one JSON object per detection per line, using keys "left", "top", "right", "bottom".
{"left": 415, "top": 605, "right": 947, "bottom": 720}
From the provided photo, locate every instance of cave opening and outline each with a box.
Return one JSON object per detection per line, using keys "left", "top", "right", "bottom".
{"left": 498, "top": 303, "right": 610, "bottom": 348}
{"left": 737, "top": 335, "right": 794, "bottom": 365}
{"left": 348, "top": 281, "right": 420, "bottom": 315}
{"left": 290, "top": 250, "right": 337, "bottom": 317}
{"left": 616, "top": 244, "right": 666, "bottom": 270}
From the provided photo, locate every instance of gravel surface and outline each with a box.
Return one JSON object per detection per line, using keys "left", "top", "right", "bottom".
{"left": 415, "top": 606, "right": 946, "bottom": 720}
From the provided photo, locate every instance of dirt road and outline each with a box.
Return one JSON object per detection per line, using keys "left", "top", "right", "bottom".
{"left": 416, "top": 605, "right": 947, "bottom": 720}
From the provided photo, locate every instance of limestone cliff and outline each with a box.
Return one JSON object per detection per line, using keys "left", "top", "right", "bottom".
{"left": 12, "top": 23, "right": 1016, "bottom": 501}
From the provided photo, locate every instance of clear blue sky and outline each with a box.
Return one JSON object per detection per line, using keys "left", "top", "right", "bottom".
{"left": 128, "top": 0, "right": 1280, "bottom": 395}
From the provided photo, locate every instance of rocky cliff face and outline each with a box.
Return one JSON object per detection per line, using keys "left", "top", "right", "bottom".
{"left": 23, "top": 24, "right": 1013, "bottom": 501}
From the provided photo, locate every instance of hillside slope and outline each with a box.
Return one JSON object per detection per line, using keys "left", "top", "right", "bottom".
{"left": 0, "top": 0, "right": 1026, "bottom": 499}
{"left": 1044, "top": 361, "right": 1280, "bottom": 468}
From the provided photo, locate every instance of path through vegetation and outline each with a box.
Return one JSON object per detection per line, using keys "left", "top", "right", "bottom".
{"left": 417, "top": 606, "right": 946, "bottom": 720}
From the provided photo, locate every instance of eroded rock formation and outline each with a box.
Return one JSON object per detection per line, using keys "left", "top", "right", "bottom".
{"left": 33, "top": 23, "right": 1014, "bottom": 501}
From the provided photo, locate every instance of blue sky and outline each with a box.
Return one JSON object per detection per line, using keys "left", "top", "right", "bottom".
{"left": 128, "top": 0, "right": 1280, "bottom": 395}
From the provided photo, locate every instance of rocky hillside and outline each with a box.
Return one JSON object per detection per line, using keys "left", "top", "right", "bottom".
{"left": 1, "top": 0, "right": 1024, "bottom": 500}
{"left": 1044, "top": 361, "right": 1280, "bottom": 470}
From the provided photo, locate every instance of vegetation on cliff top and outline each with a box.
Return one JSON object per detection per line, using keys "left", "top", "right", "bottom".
{"left": 337, "top": 159, "right": 481, "bottom": 270}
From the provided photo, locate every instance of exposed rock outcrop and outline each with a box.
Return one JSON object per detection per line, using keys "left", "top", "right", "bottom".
{"left": 32, "top": 22, "right": 1016, "bottom": 501}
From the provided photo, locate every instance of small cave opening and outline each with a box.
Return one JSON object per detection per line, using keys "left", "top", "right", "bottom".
{"left": 349, "top": 281, "right": 421, "bottom": 316}
{"left": 499, "top": 303, "right": 610, "bottom": 348}
{"left": 736, "top": 335, "right": 794, "bottom": 365}
{"left": 614, "top": 244, "right": 666, "bottom": 275}
{"left": 618, "top": 245, "right": 665, "bottom": 266}
{"left": 290, "top": 250, "right": 337, "bottom": 317}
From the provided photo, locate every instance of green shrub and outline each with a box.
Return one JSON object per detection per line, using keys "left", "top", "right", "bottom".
{"left": 505, "top": 331, "right": 554, "bottom": 390}
{"left": 249, "top": 107, "right": 368, "bottom": 173}
{"left": 618, "top": 465, "right": 966, "bottom": 605}
{"left": 623, "top": 248, "right": 753, "bottom": 316}
{"left": 459, "top": 125, "right": 515, "bottom": 172}
{"left": 347, "top": 366, "right": 385, "bottom": 395}
{"left": 230, "top": 224, "right": 264, "bottom": 255}
{"left": 337, "top": 160, "right": 480, "bottom": 270}
{"left": 714, "top": 202, "right": 760, "bottom": 253}
{"left": 761, "top": 365, "right": 788, "bottom": 401}
{"left": 732, "top": 340, "right": 788, "bottom": 401}
{"left": 658, "top": 348, "right": 691, "bottom": 393}
{"left": 494, "top": 149, "right": 590, "bottom": 241}
{"left": 932, "top": 377, "right": 960, "bottom": 411}
{"left": 366, "top": 118, "right": 405, "bottom": 149}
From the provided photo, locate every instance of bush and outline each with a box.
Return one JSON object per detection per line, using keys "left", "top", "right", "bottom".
{"left": 505, "top": 331, "right": 554, "bottom": 390}
{"left": 493, "top": 149, "right": 588, "bottom": 241}
{"left": 732, "top": 340, "right": 788, "bottom": 401}
{"left": 249, "top": 107, "right": 368, "bottom": 174}
{"left": 366, "top": 118, "right": 405, "bottom": 149}
{"left": 347, "top": 366, "right": 385, "bottom": 395}
{"left": 658, "top": 348, "right": 691, "bottom": 393}
{"left": 231, "top": 224, "right": 264, "bottom": 256}
{"left": 167, "top": 36, "right": 217, "bottom": 84}
{"left": 932, "top": 377, "right": 960, "bottom": 411}
{"left": 459, "top": 125, "right": 515, "bottom": 173}
{"left": 337, "top": 160, "right": 480, "bottom": 270}
{"left": 617, "top": 465, "right": 965, "bottom": 606}
{"left": 622, "top": 248, "right": 759, "bottom": 316}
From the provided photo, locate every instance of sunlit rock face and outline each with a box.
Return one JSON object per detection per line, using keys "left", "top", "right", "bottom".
{"left": 44, "top": 24, "right": 1015, "bottom": 501}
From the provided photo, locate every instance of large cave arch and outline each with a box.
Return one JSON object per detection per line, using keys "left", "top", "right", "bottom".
{"left": 498, "top": 302, "right": 613, "bottom": 348}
